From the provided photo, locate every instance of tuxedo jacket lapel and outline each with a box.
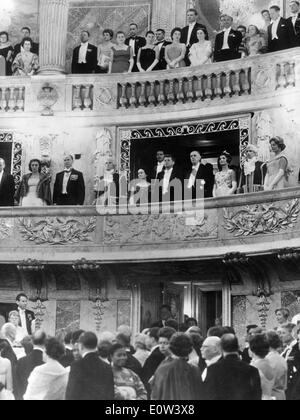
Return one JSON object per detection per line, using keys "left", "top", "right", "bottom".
{"left": 0, "top": 172, "right": 6, "bottom": 191}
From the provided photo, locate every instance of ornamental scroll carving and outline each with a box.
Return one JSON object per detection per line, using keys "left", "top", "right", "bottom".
{"left": 104, "top": 213, "right": 217, "bottom": 244}
{"left": 19, "top": 217, "right": 96, "bottom": 245}
{"left": 0, "top": 219, "right": 13, "bottom": 240}
{"left": 224, "top": 199, "right": 300, "bottom": 237}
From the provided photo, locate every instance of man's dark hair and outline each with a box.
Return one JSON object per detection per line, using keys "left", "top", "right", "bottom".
{"left": 21, "top": 27, "right": 31, "bottom": 33}
{"left": 207, "top": 326, "right": 226, "bottom": 338}
{"left": 270, "top": 5, "right": 280, "bottom": 12}
{"left": 223, "top": 326, "right": 236, "bottom": 335}
{"left": 249, "top": 334, "right": 270, "bottom": 359}
{"left": 71, "top": 330, "right": 85, "bottom": 345}
{"left": 116, "top": 333, "right": 131, "bottom": 347}
{"left": 266, "top": 331, "right": 282, "bottom": 350}
{"left": 158, "top": 327, "right": 176, "bottom": 341}
{"left": 165, "top": 319, "right": 178, "bottom": 330}
{"left": 110, "top": 343, "right": 125, "bottom": 357}
{"left": 156, "top": 29, "right": 165, "bottom": 35}
{"left": 221, "top": 334, "right": 239, "bottom": 353}
{"left": 16, "top": 293, "right": 28, "bottom": 302}
{"left": 130, "top": 23, "right": 138, "bottom": 29}
{"left": 79, "top": 332, "right": 98, "bottom": 350}
{"left": 81, "top": 30, "right": 90, "bottom": 37}
{"left": 160, "top": 304, "right": 171, "bottom": 312}
{"left": 247, "top": 324, "right": 258, "bottom": 334}
{"left": 170, "top": 333, "right": 193, "bottom": 358}
{"left": 163, "top": 155, "right": 175, "bottom": 162}
{"left": 187, "top": 8, "right": 198, "bottom": 16}
{"left": 33, "top": 331, "right": 47, "bottom": 346}
{"left": 64, "top": 332, "right": 73, "bottom": 345}
{"left": 148, "top": 327, "right": 160, "bottom": 341}
{"left": 45, "top": 337, "right": 65, "bottom": 361}
{"left": 237, "top": 25, "right": 247, "bottom": 32}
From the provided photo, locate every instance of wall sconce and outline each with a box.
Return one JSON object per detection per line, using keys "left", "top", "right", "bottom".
{"left": 17, "top": 259, "right": 45, "bottom": 271}
{"left": 72, "top": 258, "right": 100, "bottom": 271}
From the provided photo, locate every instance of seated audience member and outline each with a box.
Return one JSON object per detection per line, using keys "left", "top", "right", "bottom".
{"left": 137, "top": 31, "right": 159, "bottom": 72}
{"left": 213, "top": 151, "right": 237, "bottom": 197}
{"left": 278, "top": 323, "right": 300, "bottom": 399}
{"left": 24, "top": 337, "right": 68, "bottom": 400}
{"left": 53, "top": 155, "right": 85, "bottom": 206}
{"left": 15, "top": 331, "right": 46, "bottom": 400}
{"left": 125, "top": 23, "right": 146, "bottom": 72}
{"left": 245, "top": 25, "right": 268, "bottom": 56}
{"left": 151, "top": 305, "right": 172, "bottom": 328}
{"left": 110, "top": 344, "right": 147, "bottom": 400}
{"left": 152, "top": 150, "right": 165, "bottom": 180}
{"left": 15, "top": 159, "right": 52, "bottom": 207}
{"left": 249, "top": 334, "right": 275, "bottom": 400}
{"left": 214, "top": 15, "right": 243, "bottom": 62}
{"left": 0, "top": 157, "right": 15, "bottom": 207}
{"left": 129, "top": 169, "right": 151, "bottom": 207}
{"left": 66, "top": 332, "right": 114, "bottom": 401}
{"left": 237, "top": 25, "right": 247, "bottom": 58}
{"left": 151, "top": 333, "right": 203, "bottom": 400}
{"left": 275, "top": 307, "right": 290, "bottom": 328}
{"left": 189, "top": 27, "right": 212, "bottom": 66}
{"left": 288, "top": 0, "right": 300, "bottom": 47}
{"left": 97, "top": 29, "right": 114, "bottom": 73}
{"left": 0, "top": 341, "right": 14, "bottom": 400}
{"left": 241, "top": 324, "right": 259, "bottom": 364}
{"left": 181, "top": 8, "right": 207, "bottom": 66}
{"left": 109, "top": 31, "right": 134, "bottom": 74}
{"left": 116, "top": 333, "right": 143, "bottom": 378}
{"left": 185, "top": 151, "right": 214, "bottom": 199}
{"left": 239, "top": 145, "right": 265, "bottom": 193}
{"left": 142, "top": 328, "right": 165, "bottom": 387}
{"left": 157, "top": 155, "right": 182, "bottom": 202}
{"left": 201, "top": 336, "right": 222, "bottom": 391}
{"left": 204, "top": 334, "right": 262, "bottom": 400}
{"left": 263, "top": 137, "right": 290, "bottom": 191}
{"left": 70, "top": 330, "right": 85, "bottom": 362}
{"left": 12, "top": 37, "right": 39, "bottom": 76}
{"left": 133, "top": 334, "right": 150, "bottom": 367}
{"left": 268, "top": 5, "right": 294, "bottom": 52}
{"left": 95, "top": 158, "right": 119, "bottom": 205}
{"left": 155, "top": 29, "right": 171, "bottom": 71}
{"left": 0, "top": 32, "right": 13, "bottom": 75}
{"left": 60, "top": 332, "right": 75, "bottom": 368}
{"left": 266, "top": 331, "right": 288, "bottom": 400}
{"left": 165, "top": 28, "right": 186, "bottom": 69}
{"left": 71, "top": 31, "right": 97, "bottom": 74}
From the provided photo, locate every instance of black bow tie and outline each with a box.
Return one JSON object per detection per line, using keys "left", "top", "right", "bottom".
{"left": 64, "top": 169, "right": 72, "bottom": 173}
{"left": 130, "top": 36, "right": 137, "bottom": 40}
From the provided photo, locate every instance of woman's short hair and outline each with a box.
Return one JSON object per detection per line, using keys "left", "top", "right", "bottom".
{"left": 0, "top": 31, "right": 9, "bottom": 41}
{"left": 269, "top": 137, "right": 286, "bottom": 151}
{"left": 171, "top": 27, "right": 182, "bottom": 39}
{"left": 45, "top": 337, "right": 65, "bottom": 361}
{"left": 249, "top": 334, "right": 270, "bottom": 358}
{"left": 29, "top": 159, "right": 42, "bottom": 173}
{"left": 21, "top": 37, "right": 33, "bottom": 48}
{"left": 8, "top": 310, "right": 20, "bottom": 319}
{"left": 146, "top": 31, "right": 155, "bottom": 37}
{"left": 116, "top": 31, "right": 125, "bottom": 38}
{"left": 275, "top": 307, "right": 290, "bottom": 319}
{"left": 109, "top": 343, "right": 125, "bottom": 357}
{"left": 103, "top": 29, "right": 114, "bottom": 39}
{"left": 196, "top": 27, "right": 209, "bottom": 41}
{"left": 218, "top": 151, "right": 232, "bottom": 170}
{"left": 158, "top": 327, "right": 176, "bottom": 341}
{"left": 266, "top": 331, "right": 282, "bottom": 350}
{"left": 169, "top": 333, "right": 193, "bottom": 358}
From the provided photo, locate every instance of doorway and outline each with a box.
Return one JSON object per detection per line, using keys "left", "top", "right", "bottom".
{"left": 198, "top": 290, "right": 222, "bottom": 336}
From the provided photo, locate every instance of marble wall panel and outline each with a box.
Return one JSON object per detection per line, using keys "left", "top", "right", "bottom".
{"left": 117, "top": 299, "right": 131, "bottom": 328}
{"left": 232, "top": 295, "right": 246, "bottom": 347}
{"left": 56, "top": 300, "right": 80, "bottom": 336}
{"left": 282, "top": 291, "right": 300, "bottom": 320}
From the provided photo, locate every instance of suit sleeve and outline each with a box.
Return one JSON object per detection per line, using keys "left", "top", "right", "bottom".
{"left": 65, "top": 362, "right": 82, "bottom": 400}
{"left": 53, "top": 175, "right": 59, "bottom": 205}
{"left": 92, "top": 46, "right": 98, "bottom": 73}
{"left": 8, "top": 175, "right": 15, "bottom": 206}
{"left": 77, "top": 172, "right": 85, "bottom": 205}
{"left": 250, "top": 368, "right": 262, "bottom": 400}
{"left": 71, "top": 49, "right": 76, "bottom": 74}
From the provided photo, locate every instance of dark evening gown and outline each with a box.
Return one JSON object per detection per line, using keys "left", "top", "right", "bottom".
{"left": 111, "top": 46, "right": 131, "bottom": 73}
{"left": 0, "top": 46, "right": 13, "bottom": 75}
{"left": 139, "top": 47, "right": 156, "bottom": 71}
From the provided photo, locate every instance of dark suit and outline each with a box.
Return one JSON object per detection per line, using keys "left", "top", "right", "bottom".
{"left": 125, "top": 36, "right": 146, "bottom": 72}
{"left": 13, "top": 42, "right": 39, "bottom": 59}
{"left": 142, "top": 347, "right": 165, "bottom": 384}
{"left": 60, "top": 348, "right": 75, "bottom": 368}
{"left": 66, "top": 352, "right": 114, "bottom": 401}
{"left": 268, "top": 18, "right": 294, "bottom": 52}
{"left": 282, "top": 342, "right": 300, "bottom": 400}
{"left": 71, "top": 43, "right": 98, "bottom": 74}
{"left": 0, "top": 171, "right": 15, "bottom": 206}
{"left": 53, "top": 169, "right": 85, "bottom": 206}
{"left": 14, "top": 307, "right": 35, "bottom": 335}
{"left": 180, "top": 23, "right": 207, "bottom": 66}
{"left": 155, "top": 41, "right": 171, "bottom": 70}
{"left": 204, "top": 354, "right": 262, "bottom": 400}
{"left": 185, "top": 163, "right": 214, "bottom": 199}
{"left": 15, "top": 349, "right": 44, "bottom": 400}
{"left": 214, "top": 29, "right": 243, "bottom": 62}
{"left": 287, "top": 14, "right": 300, "bottom": 47}
{"left": 126, "top": 351, "right": 143, "bottom": 379}
{"left": 157, "top": 167, "right": 182, "bottom": 202}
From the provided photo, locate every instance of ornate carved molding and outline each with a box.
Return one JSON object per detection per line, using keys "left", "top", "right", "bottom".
{"left": 37, "top": 83, "right": 58, "bottom": 116}
{"left": 0, "top": 132, "right": 22, "bottom": 190}
{"left": 0, "top": 219, "right": 13, "bottom": 239}
{"left": 224, "top": 199, "right": 300, "bottom": 237}
{"left": 19, "top": 217, "right": 96, "bottom": 245}
{"left": 17, "top": 259, "right": 45, "bottom": 271}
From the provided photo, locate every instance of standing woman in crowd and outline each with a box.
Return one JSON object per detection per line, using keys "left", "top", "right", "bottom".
{"left": 129, "top": 168, "right": 151, "bottom": 207}
{"left": 109, "top": 31, "right": 134, "bottom": 74}
{"left": 213, "top": 151, "right": 237, "bottom": 197}
{"left": 137, "top": 31, "right": 159, "bottom": 72}
{"left": 110, "top": 344, "right": 147, "bottom": 401}
{"left": 0, "top": 32, "right": 13, "bottom": 75}
{"left": 189, "top": 28, "right": 212, "bottom": 66}
{"left": 245, "top": 25, "right": 267, "bottom": 56}
{"left": 12, "top": 37, "right": 39, "bottom": 76}
{"left": 15, "top": 159, "right": 52, "bottom": 207}
{"left": 165, "top": 28, "right": 186, "bottom": 69}
{"left": 263, "top": 137, "right": 290, "bottom": 191}
{"left": 97, "top": 29, "right": 115, "bottom": 73}
{"left": 0, "top": 341, "right": 14, "bottom": 401}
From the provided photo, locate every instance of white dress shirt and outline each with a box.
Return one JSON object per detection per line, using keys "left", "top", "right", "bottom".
{"left": 281, "top": 340, "right": 298, "bottom": 360}
{"left": 62, "top": 170, "right": 72, "bottom": 194}
{"left": 163, "top": 168, "right": 173, "bottom": 194}
{"left": 0, "top": 170, "right": 4, "bottom": 184}
{"left": 188, "top": 162, "right": 200, "bottom": 189}
{"left": 222, "top": 27, "right": 232, "bottom": 50}
{"left": 129, "top": 38, "right": 136, "bottom": 56}
{"left": 157, "top": 41, "right": 164, "bottom": 52}
{"left": 18, "top": 308, "right": 28, "bottom": 334}
{"left": 291, "top": 13, "right": 299, "bottom": 27}
{"left": 187, "top": 22, "right": 196, "bottom": 46}
{"left": 78, "top": 42, "right": 88, "bottom": 63}
{"left": 271, "top": 18, "right": 280, "bottom": 40}
{"left": 156, "top": 162, "right": 164, "bottom": 176}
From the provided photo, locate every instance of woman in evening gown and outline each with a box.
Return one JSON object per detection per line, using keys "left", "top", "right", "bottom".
{"left": 262, "top": 137, "right": 290, "bottom": 191}
{"left": 15, "top": 159, "right": 52, "bottom": 207}
{"left": 12, "top": 37, "right": 39, "bottom": 76}
{"left": 189, "top": 28, "right": 212, "bottom": 66}
{"left": 0, "top": 31, "right": 13, "bottom": 75}
{"left": 0, "top": 341, "right": 14, "bottom": 401}
{"left": 213, "top": 151, "right": 237, "bottom": 197}
{"left": 165, "top": 28, "right": 186, "bottom": 69}
{"left": 129, "top": 169, "right": 151, "bottom": 207}
{"left": 109, "top": 31, "right": 134, "bottom": 74}
{"left": 137, "top": 31, "right": 159, "bottom": 72}
{"left": 245, "top": 25, "right": 267, "bottom": 56}
{"left": 97, "top": 29, "right": 115, "bottom": 73}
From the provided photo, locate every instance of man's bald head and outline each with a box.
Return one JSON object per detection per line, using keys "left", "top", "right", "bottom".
{"left": 32, "top": 330, "right": 47, "bottom": 346}
{"left": 201, "top": 336, "right": 221, "bottom": 361}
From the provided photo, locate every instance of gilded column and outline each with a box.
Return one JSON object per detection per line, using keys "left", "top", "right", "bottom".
{"left": 38, "top": 0, "right": 69, "bottom": 74}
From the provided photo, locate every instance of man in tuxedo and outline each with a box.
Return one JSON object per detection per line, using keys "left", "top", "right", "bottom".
{"left": 268, "top": 5, "right": 294, "bottom": 52}
{"left": 15, "top": 331, "right": 46, "bottom": 400}
{"left": 205, "top": 334, "right": 262, "bottom": 400}
{"left": 71, "top": 31, "right": 98, "bottom": 74}
{"left": 201, "top": 336, "right": 222, "bottom": 397}
{"left": 151, "top": 305, "right": 172, "bottom": 328}
{"left": 157, "top": 155, "right": 182, "bottom": 202}
{"left": 288, "top": 1, "right": 300, "bottom": 47}
{"left": 180, "top": 8, "right": 207, "bottom": 65}
{"left": 15, "top": 293, "right": 35, "bottom": 336}
{"left": 185, "top": 151, "right": 214, "bottom": 199}
{"left": 0, "top": 158, "right": 15, "bottom": 207}
{"left": 152, "top": 150, "right": 165, "bottom": 180}
{"left": 60, "top": 332, "right": 75, "bottom": 368}
{"left": 66, "top": 332, "right": 114, "bottom": 401}
{"left": 53, "top": 155, "right": 85, "bottom": 206}
{"left": 13, "top": 27, "right": 39, "bottom": 59}
{"left": 278, "top": 323, "right": 300, "bottom": 399}
{"left": 214, "top": 15, "right": 243, "bottom": 62}
{"left": 94, "top": 158, "right": 119, "bottom": 205}
{"left": 125, "top": 23, "right": 146, "bottom": 72}
{"left": 155, "top": 30, "right": 171, "bottom": 71}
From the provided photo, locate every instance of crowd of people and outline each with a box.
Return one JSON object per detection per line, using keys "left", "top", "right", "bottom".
{"left": 0, "top": 4, "right": 299, "bottom": 76}
{"left": 0, "top": 295, "right": 300, "bottom": 400}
